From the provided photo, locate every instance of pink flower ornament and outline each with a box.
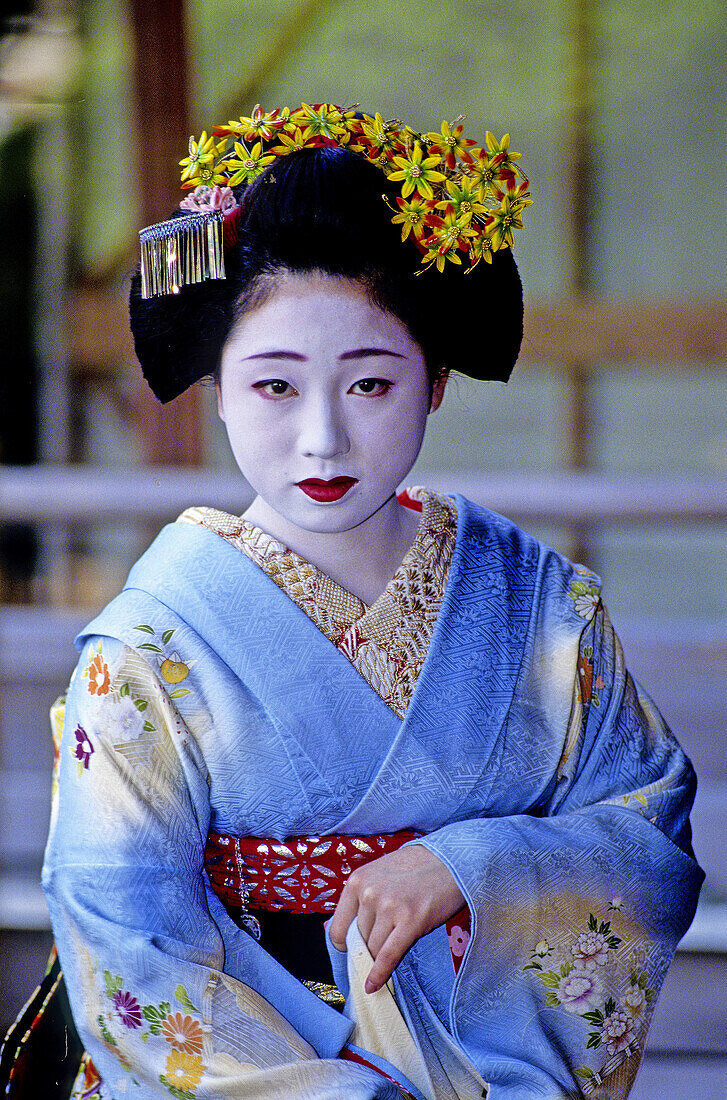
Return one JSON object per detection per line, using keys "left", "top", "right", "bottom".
{"left": 448, "top": 924, "right": 470, "bottom": 958}
{"left": 557, "top": 968, "right": 603, "bottom": 1014}
{"left": 179, "top": 184, "right": 238, "bottom": 215}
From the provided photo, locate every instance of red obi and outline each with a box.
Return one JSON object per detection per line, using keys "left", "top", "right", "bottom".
{"left": 204, "top": 828, "right": 472, "bottom": 976}
{"left": 204, "top": 829, "right": 423, "bottom": 914}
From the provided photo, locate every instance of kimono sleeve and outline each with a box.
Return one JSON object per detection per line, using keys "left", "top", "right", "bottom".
{"left": 42, "top": 635, "right": 408, "bottom": 1100}
{"left": 413, "top": 597, "right": 704, "bottom": 1100}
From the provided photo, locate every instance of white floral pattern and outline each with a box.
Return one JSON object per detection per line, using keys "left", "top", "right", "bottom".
{"left": 600, "top": 1008, "right": 638, "bottom": 1056}
{"left": 568, "top": 575, "right": 602, "bottom": 621}
{"left": 523, "top": 909, "right": 656, "bottom": 1093}
{"left": 570, "top": 930, "right": 609, "bottom": 971}
{"left": 557, "top": 969, "right": 603, "bottom": 1014}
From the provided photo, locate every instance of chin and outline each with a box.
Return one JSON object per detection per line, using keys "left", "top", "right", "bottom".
{"left": 293, "top": 510, "right": 366, "bottom": 535}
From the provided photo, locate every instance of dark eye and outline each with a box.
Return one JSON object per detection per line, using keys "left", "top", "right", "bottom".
{"left": 254, "top": 379, "right": 296, "bottom": 398}
{"left": 350, "top": 378, "right": 391, "bottom": 396}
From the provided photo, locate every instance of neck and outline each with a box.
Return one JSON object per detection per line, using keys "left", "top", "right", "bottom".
{"left": 242, "top": 493, "right": 421, "bottom": 605}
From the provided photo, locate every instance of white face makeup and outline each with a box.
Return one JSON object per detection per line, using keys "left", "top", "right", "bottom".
{"left": 216, "top": 272, "right": 445, "bottom": 548}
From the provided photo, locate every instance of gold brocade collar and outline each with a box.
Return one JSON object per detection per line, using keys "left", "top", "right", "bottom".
{"left": 178, "top": 487, "right": 457, "bottom": 717}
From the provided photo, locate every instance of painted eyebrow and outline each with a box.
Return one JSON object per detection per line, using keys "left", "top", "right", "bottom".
{"left": 339, "top": 348, "right": 406, "bottom": 361}
{"left": 243, "top": 351, "right": 306, "bottom": 361}
{"left": 243, "top": 347, "right": 406, "bottom": 362}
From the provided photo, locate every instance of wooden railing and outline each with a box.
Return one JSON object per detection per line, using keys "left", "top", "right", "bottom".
{"left": 1, "top": 466, "right": 725, "bottom": 946}
{"left": 2, "top": 464, "right": 726, "bottom": 524}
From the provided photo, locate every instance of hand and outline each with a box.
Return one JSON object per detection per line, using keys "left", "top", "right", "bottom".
{"left": 328, "top": 844, "right": 465, "bottom": 994}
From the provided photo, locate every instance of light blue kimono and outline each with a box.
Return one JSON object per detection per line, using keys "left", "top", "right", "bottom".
{"left": 42, "top": 496, "right": 703, "bottom": 1099}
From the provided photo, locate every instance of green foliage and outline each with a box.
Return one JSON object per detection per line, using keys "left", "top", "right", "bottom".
{"left": 135, "top": 624, "right": 155, "bottom": 634}
{"left": 159, "top": 1075, "right": 195, "bottom": 1100}
{"left": 103, "top": 970, "right": 122, "bottom": 997}
{"left": 97, "top": 1013, "right": 117, "bottom": 1046}
{"left": 142, "top": 1001, "right": 171, "bottom": 1034}
{"left": 162, "top": 629, "right": 176, "bottom": 644}
{"left": 175, "top": 984, "right": 198, "bottom": 1013}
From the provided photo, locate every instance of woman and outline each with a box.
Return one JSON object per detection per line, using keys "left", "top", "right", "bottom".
{"left": 40, "top": 104, "right": 702, "bottom": 1099}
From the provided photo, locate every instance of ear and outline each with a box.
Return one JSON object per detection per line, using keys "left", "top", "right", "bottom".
{"left": 429, "top": 372, "right": 449, "bottom": 413}
{"left": 215, "top": 379, "right": 226, "bottom": 422}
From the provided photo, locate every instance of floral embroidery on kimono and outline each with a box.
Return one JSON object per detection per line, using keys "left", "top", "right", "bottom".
{"left": 43, "top": 493, "right": 703, "bottom": 1100}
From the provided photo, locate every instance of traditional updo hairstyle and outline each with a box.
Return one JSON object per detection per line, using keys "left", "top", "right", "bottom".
{"left": 129, "top": 145, "right": 523, "bottom": 403}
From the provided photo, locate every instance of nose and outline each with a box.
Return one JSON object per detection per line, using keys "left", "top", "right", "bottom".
{"left": 299, "top": 396, "right": 350, "bottom": 460}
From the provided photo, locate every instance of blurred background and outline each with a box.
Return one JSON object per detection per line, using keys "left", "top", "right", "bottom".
{"left": 0, "top": 0, "right": 725, "bottom": 1093}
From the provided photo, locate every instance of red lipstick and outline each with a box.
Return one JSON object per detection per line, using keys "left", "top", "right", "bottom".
{"left": 297, "top": 477, "right": 358, "bottom": 502}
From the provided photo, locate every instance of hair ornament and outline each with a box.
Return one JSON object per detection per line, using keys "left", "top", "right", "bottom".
{"left": 138, "top": 103, "right": 531, "bottom": 297}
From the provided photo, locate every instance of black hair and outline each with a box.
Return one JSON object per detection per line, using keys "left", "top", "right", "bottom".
{"left": 129, "top": 145, "right": 524, "bottom": 403}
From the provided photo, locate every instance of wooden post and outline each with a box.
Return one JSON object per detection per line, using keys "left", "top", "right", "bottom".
{"left": 565, "top": 0, "right": 594, "bottom": 472}
{"left": 564, "top": 0, "right": 595, "bottom": 563}
{"left": 128, "top": 0, "right": 202, "bottom": 466}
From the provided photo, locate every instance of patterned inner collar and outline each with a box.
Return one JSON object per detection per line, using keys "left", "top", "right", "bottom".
{"left": 178, "top": 487, "right": 457, "bottom": 717}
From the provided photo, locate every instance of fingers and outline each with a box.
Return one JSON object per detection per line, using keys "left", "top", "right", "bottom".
{"left": 364, "top": 924, "right": 413, "bottom": 993}
{"left": 328, "top": 884, "right": 359, "bottom": 951}
{"left": 328, "top": 847, "right": 466, "bottom": 993}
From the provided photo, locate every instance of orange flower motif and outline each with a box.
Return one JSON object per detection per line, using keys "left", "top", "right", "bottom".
{"left": 87, "top": 654, "right": 110, "bottom": 696}
{"left": 162, "top": 1012, "right": 204, "bottom": 1056}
